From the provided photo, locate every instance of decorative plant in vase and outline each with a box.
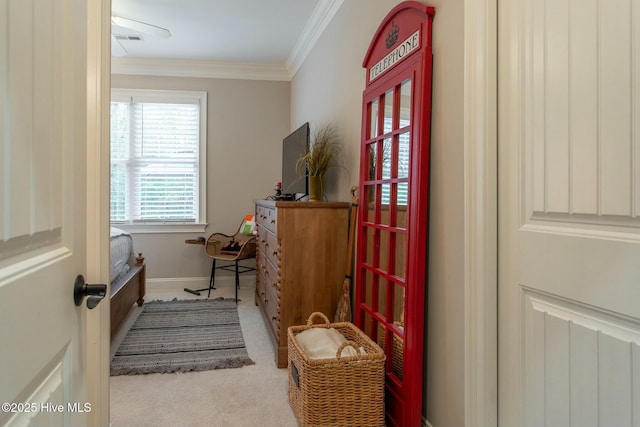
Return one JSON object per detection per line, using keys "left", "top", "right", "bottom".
{"left": 297, "top": 124, "right": 342, "bottom": 201}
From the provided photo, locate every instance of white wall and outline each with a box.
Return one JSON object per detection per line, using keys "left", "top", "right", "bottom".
{"left": 110, "top": 75, "right": 290, "bottom": 280}
{"left": 291, "top": 1, "right": 465, "bottom": 426}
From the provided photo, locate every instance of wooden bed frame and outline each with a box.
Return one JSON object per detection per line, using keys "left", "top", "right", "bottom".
{"left": 110, "top": 253, "right": 146, "bottom": 339}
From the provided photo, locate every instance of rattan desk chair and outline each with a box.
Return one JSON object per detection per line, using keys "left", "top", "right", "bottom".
{"left": 202, "top": 221, "right": 256, "bottom": 303}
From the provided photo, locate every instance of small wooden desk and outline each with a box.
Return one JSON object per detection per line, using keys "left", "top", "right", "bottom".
{"left": 184, "top": 238, "right": 207, "bottom": 295}
{"left": 185, "top": 238, "right": 205, "bottom": 245}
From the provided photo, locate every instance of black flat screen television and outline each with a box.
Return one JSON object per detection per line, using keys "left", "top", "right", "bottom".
{"left": 281, "top": 122, "right": 310, "bottom": 196}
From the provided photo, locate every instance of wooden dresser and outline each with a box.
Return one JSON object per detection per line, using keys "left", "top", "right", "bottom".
{"left": 255, "top": 199, "right": 349, "bottom": 367}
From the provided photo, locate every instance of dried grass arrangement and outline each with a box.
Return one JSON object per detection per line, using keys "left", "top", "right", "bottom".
{"left": 296, "top": 124, "right": 342, "bottom": 178}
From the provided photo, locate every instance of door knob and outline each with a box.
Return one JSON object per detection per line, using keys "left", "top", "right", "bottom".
{"left": 73, "top": 275, "right": 106, "bottom": 309}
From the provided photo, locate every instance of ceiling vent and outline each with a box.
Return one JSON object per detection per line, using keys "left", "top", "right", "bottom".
{"left": 114, "top": 34, "right": 144, "bottom": 41}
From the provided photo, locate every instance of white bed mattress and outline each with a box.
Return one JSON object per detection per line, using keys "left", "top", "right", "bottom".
{"left": 110, "top": 227, "right": 135, "bottom": 284}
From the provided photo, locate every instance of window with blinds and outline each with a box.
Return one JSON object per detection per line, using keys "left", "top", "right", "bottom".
{"left": 110, "top": 89, "right": 207, "bottom": 228}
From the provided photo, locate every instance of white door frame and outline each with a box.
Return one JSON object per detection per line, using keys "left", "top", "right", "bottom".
{"left": 463, "top": 0, "right": 498, "bottom": 425}
{"left": 85, "top": 0, "right": 111, "bottom": 425}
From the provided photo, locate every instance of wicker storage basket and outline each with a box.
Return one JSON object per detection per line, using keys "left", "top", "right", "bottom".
{"left": 287, "top": 312, "right": 386, "bottom": 427}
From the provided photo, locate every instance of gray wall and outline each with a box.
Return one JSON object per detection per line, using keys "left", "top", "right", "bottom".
{"left": 110, "top": 75, "right": 290, "bottom": 280}
{"left": 290, "top": 1, "right": 465, "bottom": 426}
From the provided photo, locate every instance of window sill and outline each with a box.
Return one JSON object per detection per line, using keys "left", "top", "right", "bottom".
{"left": 112, "top": 223, "right": 208, "bottom": 234}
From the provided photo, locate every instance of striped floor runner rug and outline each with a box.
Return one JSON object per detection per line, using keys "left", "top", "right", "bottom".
{"left": 111, "top": 298, "right": 254, "bottom": 375}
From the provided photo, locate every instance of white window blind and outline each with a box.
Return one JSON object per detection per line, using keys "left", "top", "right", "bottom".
{"left": 110, "top": 90, "right": 207, "bottom": 228}
{"left": 380, "top": 118, "right": 410, "bottom": 206}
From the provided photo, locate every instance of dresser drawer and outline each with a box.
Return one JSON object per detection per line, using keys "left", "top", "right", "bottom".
{"left": 256, "top": 226, "right": 268, "bottom": 251}
{"left": 264, "top": 252, "right": 279, "bottom": 292}
{"left": 256, "top": 246, "right": 269, "bottom": 291}
{"left": 263, "top": 289, "right": 280, "bottom": 340}
{"left": 256, "top": 204, "right": 277, "bottom": 234}
{"left": 257, "top": 269, "right": 280, "bottom": 338}
{"left": 257, "top": 251, "right": 278, "bottom": 292}
{"left": 256, "top": 276, "right": 278, "bottom": 338}
{"left": 256, "top": 265, "right": 266, "bottom": 296}
{"left": 256, "top": 248, "right": 269, "bottom": 287}
{"left": 255, "top": 265, "right": 266, "bottom": 300}
{"left": 258, "top": 225, "right": 280, "bottom": 265}
{"left": 264, "top": 230, "right": 280, "bottom": 270}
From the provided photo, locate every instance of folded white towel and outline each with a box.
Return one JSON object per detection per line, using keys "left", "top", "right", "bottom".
{"left": 295, "top": 327, "right": 364, "bottom": 360}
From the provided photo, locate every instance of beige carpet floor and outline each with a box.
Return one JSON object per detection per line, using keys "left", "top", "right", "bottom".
{"left": 109, "top": 276, "right": 298, "bottom": 427}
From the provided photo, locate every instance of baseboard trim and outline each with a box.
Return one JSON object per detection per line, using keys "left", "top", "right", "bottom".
{"left": 424, "top": 417, "right": 434, "bottom": 427}
{"left": 147, "top": 275, "right": 256, "bottom": 292}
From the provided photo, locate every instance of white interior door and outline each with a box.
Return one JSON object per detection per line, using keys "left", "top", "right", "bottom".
{"left": 499, "top": 0, "right": 640, "bottom": 425}
{"left": 0, "top": 1, "right": 109, "bottom": 426}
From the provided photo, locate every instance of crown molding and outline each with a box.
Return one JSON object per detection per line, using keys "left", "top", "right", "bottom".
{"left": 111, "top": 57, "right": 290, "bottom": 81}
{"left": 286, "top": 0, "right": 345, "bottom": 79}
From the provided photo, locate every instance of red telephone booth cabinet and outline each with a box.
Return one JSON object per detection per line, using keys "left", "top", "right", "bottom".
{"left": 355, "top": 3, "right": 434, "bottom": 427}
